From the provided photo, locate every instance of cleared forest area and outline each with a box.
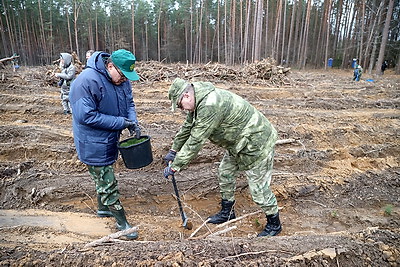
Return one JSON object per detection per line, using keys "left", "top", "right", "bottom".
{"left": 0, "top": 64, "right": 399, "bottom": 266}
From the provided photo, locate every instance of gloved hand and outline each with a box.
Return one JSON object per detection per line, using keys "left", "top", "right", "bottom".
{"left": 163, "top": 166, "right": 176, "bottom": 179}
{"left": 163, "top": 150, "right": 177, "bottom": 166}
{"left": 124, "top": 119, "right": 141, "bottom": 139}
{"left": 130, "top": 124, "right": 141, "bottom": 139}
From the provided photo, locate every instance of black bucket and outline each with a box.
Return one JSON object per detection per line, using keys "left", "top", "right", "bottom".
{"left": 117, "top": 135, "right": 153, "bottom": 169}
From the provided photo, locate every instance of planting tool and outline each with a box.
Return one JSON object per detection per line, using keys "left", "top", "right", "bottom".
{"left": 169, "top": 166, "right": 193, "bottom": 230}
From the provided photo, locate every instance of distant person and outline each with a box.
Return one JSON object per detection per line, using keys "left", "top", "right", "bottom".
{"left": 55, "top": 53, "right": 76, "bottom": 114}
{"left": 85, "top": 50, "right": 94, "bottom": 67}
{"left": 69, "top": 49, "right": 141, "bottom": 240}
{"left": 353, "top": 64, "right": 363, "bottom": 81}
{"left": 381, "top": 60, "right": 388, "bottom": 74}
{"left": 163, "top": 78, "right": 282, "bottom": 237}
{"left": 11, "top": 53, "right": 20, "bottom": 72}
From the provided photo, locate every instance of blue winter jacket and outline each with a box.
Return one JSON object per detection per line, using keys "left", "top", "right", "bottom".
{"left": 69, "top": 51, "right": 138, "bottom": 166}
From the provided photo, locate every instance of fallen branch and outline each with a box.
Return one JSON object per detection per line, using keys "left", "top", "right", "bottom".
{"left": 206, "top": 226, "right": 237, "bottom": 238}
{"left": 84, "top": 226, "right": 138, "bottom": 248}
{"left": 216, "top": 210, "right": 262, "bottom": 229}
{"left": 0, "top": 55, "right": 20, "bottom": 64}
{"left": 276, "top": 138, "right": 297, "bottom": 145}
{"left": 189, "top": 218, "right": 210, "bottom": 239}
{"left": 222, "top": 250, "right": 279, "bottom": 260}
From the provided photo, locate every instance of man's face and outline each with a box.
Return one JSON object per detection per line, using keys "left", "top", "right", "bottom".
{"left": 107, "top": 63, "right": 127, "bottom": 85}
{"left": 59, "top": 59, "right": 65, "bottom": 69}
{"left": 178, "top": 91, "right": 195, "bottom": 112}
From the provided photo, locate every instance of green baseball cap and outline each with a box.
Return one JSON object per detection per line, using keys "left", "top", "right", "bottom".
{"left": 110, "top": 49, "right": 140, "bottom": 81}
{"left": 168, "top": 78, "right": 188, "bottom": 111}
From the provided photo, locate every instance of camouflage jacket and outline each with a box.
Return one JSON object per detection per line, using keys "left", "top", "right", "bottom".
{"left": 171, "top": 82, "right": 277, "bottom": 172}
{"left": 57, "top": 53, "right": 76, "bottom": 93}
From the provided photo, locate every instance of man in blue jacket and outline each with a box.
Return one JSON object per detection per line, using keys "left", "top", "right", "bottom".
{"left": 70, "top": 49, "right": 141, "bottom": 240}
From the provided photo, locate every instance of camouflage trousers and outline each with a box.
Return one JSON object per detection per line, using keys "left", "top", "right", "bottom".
{"left": 60, "top": 91, "right": 71, "bottom": 112}
{"left": 88, "top": 165, "right": 123, "bottom": 210}
{"left": 218, "top": 149, "right": 278, "bottom": 215}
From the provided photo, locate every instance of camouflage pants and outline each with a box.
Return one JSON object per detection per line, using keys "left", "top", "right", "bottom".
{"left": 218, "top": 149, "right": 278, "bottom": 215}
{"left": 88, "top": 165, "right": 122, "bottom": 210}
{"left": 61, "top": 91, "right": 71, "bottom": 112}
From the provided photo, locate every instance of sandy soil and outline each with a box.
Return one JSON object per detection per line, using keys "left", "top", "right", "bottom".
{"left": 0, "top": 66, "right": 399, "bottom": 266}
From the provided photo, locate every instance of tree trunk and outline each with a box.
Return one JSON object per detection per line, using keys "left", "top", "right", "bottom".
{"left": 66, "top": 8, "right": 73, "bottom": 52}
{"left": 73, "top": 0, "right": 81, "bottom": 58}
{"left": 190, "top": 0, "right": 193, "bottom": 63}
{"left": 230, "top": 0, "right": 236, "bottom": 64}
{"left": 368, "top": 33, "right": 379, "bottom": 74}
{"left": 0, "top": 0, "right": 10, "bottom": 56}
{"left": 358, "top": 0, "right": 365, "bottom": 65}
{"left": 241, "top": 0, "right": 251, "bottom": 63}
{"left": 273, "top": 0, "right": 282, "bottom": 61}
{"left": 217, "top": 0, "right": 220, "bottom": 62}
{"left": 280, "top": 0, "right": 287, "bottom": 65}
{"left": 197, "top": 0, "right": 204, "bottom": 63}
{"left": 324, "top": 0, "right": 331, "bottom": 69}
{"left": 363, "top": 1, "right": 383, "bottom": 68}
{"left": 224, "top": 0, "right": 228, "bottom": 64}
{"left": 23, "top": 6, "right": 33, "bottom": 64}
{"left": 286, "top": 0, "right": 296, "bottom": 65}
{"left": 332, "top": 0, "right": 343, "bottom": 59}
{"left": 38, "top": 0, "right": 47, "bottom": 63}
{"left": 239, "top": 0, "right": 243, "bottom": 62}
{"left": 375, "top": 0, "right": 394, "bottom": 75}
{"left": 131, "top": 0, "right": 136, "bottom": 54}
{"left": 254, "top": 0, "right": 263, "bottom": 62}
{"left": 341, "top": 0, "right": 356, "bottom": 69}
{"left": 157, "top": 0, "right": 163, "bottom": 61}
{"left": 300, "top": 0, "right": 312, "bottom": 69}
{"left": 263, "top": 0, "right": 270, "bottom": 58}
{"left": 95, "top": 7, "right": 99, "bottom": 50}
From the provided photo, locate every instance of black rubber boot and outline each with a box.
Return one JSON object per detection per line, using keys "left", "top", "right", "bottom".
{"left": 97, "top": 195, "right": 113, "bottom": 217}
{"left": 208, "top": 200, "right": 236, "bottom": 224}
{"left": 257, "top": 212, "right": 282, "bottom": 237}
{"left": 108, "top": 205, "right": 138, "bottom": 240}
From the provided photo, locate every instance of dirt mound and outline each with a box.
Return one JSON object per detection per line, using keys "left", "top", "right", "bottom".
{"left": 0, "top": 67, "right": 399, "bottom": 266}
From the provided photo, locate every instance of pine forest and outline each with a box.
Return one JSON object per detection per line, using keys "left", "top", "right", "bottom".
{"left": 1, "top": 0, "right": 399, "bottom": 73}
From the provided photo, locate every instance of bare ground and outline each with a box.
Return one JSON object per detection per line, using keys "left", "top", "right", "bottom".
{"left": 0, "top": 66, "right": 399, "bottom": 266}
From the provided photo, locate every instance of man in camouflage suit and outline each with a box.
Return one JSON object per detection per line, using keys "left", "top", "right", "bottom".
{"left": 163, "top": 78, "right": 282, "bottom": 237}
{"left": 55, "top": 53, "right": 76, "bottom": 114}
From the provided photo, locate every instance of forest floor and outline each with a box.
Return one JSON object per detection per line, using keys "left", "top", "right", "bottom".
{"left": 0, "top": 66, "right": 399, "bottom": 266}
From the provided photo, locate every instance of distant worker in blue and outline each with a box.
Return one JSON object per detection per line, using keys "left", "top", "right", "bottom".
{"left": 353, "top": 64, "right": 363, "bottom": 81}
{"left": 69, "top": 49, "right": 141, "bottom": 240}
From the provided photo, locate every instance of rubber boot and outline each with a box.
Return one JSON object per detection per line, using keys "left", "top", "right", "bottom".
{"left": 208, "top": 199, "right": 236, "bottom": 224}
{"left": 257, "top": 212, "right": 282, "bottom": 237}
{"left": 108, "top": 205, "right": 138, "bottom": 240}
{"left": 96, "top": 195, "right": 113, "bottom": 218}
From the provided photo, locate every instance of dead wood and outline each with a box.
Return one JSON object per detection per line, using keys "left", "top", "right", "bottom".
{"left": 84, "top": 226, "right": 138, "bottom": 248}
{"left": 206, "top": 226, "right": 237, "bottom": 238}
{"left": 43, "top": 57, "right": 290, "bottom": 86}
{"left": 215, "top": 210, "right": 262, "bottom": 229}
{"left": 276, "top": 138, "right": 297, "bottom": 145}
{"left": 188, "top": 218, "right": 211, "bottom": 239}
{"left": 0, "top": 55, "right": 20, "bottom": 64}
